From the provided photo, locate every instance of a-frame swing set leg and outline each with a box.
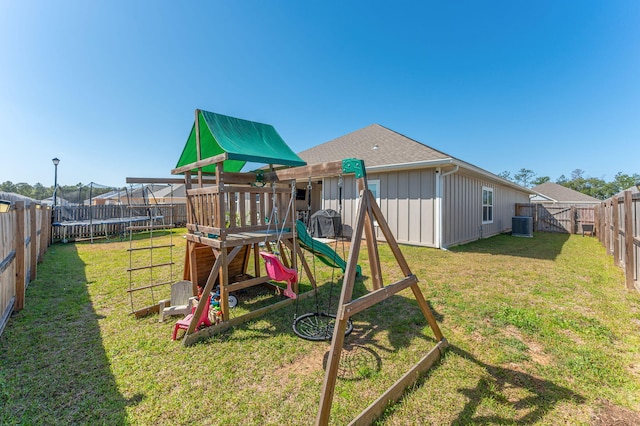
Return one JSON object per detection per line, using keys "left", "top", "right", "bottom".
{"left": 316, "top": 178, "right": 447, "bottom": 426}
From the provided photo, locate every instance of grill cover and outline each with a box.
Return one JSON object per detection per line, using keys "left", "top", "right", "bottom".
{"left": 309, "top": 209, "right": 342, "bottom": 238}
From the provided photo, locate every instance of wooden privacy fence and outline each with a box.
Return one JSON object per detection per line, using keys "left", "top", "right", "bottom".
{"left": 595, "top": 191, "right": 639, "bottom": 292}
{"left": 51, "top": 203, "right": 187, "bottom": 242}
{"left": 515, "top": 203, "right": 596, "bottom": 235}
{"left": 0, "top": 201, "right": 51, "bottom": 336}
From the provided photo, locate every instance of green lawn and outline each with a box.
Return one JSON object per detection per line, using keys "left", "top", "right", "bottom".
{"left": 1, "top": 231, "right": 639, "bottom": 425}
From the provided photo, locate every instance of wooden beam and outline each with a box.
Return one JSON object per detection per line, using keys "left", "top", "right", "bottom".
{"left": 127, "top": 177, "right": 199, "bottom": 185}
{"left": 263, "top": 161, "right": 345, "bottom": 182}
{"left": 183, "top": 288, "right": 318, "bottom": 346}
{"left": 127, "top": 172, "right": 258, "bottom": 186}
{"left": 340, "top": 275, "right": 417, "bottom": 319}
{"left": 171, "top": 152, "right": 229, "bottom": 175}
{"left": 348, "top": 339, "right": 449, "bottom": 426}
{"left": 226, "top": 275, "right": 271, "bottom": 293}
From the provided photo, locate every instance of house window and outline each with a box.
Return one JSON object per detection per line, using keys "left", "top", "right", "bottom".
{"left": 482, "top": 187, "right": 493, "bottom": 224}
{"left": 354, "top": 179, "right": 380, "bottom": 225}
{"left": 368, "top": 180, "right": 381, "bottom": 206}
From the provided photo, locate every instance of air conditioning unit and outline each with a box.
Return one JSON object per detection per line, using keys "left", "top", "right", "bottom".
{"left": 512, "top": 216, "right": 533, "bottom": 238}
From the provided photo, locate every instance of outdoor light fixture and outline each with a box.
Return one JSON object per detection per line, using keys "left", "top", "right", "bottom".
{"left": 52, "top": 157, "right": 60, "bottom": 209}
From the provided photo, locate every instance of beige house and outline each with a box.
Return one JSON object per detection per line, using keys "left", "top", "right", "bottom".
{"left": 298, "top": 124, "right": 533, "bottom": 248}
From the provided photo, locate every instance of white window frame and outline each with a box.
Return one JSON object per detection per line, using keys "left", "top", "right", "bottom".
{"left": 482, "top": 186, "right": 493, "bottom": 224}
{"left": 355, "top": 179, "right": 380, "bottom": 225}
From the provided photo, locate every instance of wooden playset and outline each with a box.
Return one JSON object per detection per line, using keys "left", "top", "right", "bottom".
{"left": 141, "top": 110, "right": 448, "bottom": 424}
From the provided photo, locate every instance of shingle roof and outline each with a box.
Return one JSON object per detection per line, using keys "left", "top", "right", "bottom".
{"left": 531, "top": 182, "right": 600, "bottom": 203}
{"left": 298, "top": 124, "right": 452, "bottom": 167}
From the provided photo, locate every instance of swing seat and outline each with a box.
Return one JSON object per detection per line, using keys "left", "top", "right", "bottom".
{"left": 260, "top": 251, "right": 298, "bottom": 299}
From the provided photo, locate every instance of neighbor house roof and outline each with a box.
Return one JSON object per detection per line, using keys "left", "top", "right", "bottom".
{"left": 298, "top": 124, "right": 534, "bottom": 194}
{"left": 531, "top": 182, "right": 600, "bottom": 204}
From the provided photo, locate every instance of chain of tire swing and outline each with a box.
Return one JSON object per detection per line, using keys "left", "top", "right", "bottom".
{"left": 292, "top": 175, "right": 353, "bottom": 341}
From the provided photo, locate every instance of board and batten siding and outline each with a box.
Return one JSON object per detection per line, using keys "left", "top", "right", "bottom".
{"left": 322, "top": 169, "right": 438, "bottom": 247}
{"left": 442, "top": 170, "right": 529, "bottom": 247}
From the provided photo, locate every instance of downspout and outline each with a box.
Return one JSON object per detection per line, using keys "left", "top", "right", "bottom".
{"left": 436, "top": 165, "right": 459, "bottom": 249}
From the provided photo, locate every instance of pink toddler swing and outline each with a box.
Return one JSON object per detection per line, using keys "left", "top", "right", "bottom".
{"left": 260, "top": 182, "right": 298, "bottom": 299}
{"left": 260, "top": 251, "right": 297, "bottom": 299}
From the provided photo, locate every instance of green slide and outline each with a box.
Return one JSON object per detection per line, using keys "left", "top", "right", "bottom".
{"left": 296, "top": 220, "right": 362, "bottom": 276}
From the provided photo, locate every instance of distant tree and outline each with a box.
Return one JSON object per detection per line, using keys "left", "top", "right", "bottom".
{"left": 31, "top": 183, "right": 48, "bottom": 200}
{"left": 571, "top": 169, "right": 585, "bottom": 180}
{"left": 531, "top": 176, "right": 550, "bottom": 186}
{"left": 497, "top": 171, "right": 512, "bottom": 181}
{"left": 556, "top": 175, "right": 567, "bottom": 185}
{"left": 0, "top": 181, "right": 17, "bottom": 193}
{"left": 14, "top": 182, "right": 34, "bottom": 198}
{"left": 513, "top": 168, "right": 536, "bottom": 188}
{"left": 611, "top": 172, "right": 640, "bottom": 193}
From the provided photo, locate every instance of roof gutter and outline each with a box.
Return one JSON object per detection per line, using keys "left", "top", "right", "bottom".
{"left": 368, "top": 158, "right": 535, "bottom": 195}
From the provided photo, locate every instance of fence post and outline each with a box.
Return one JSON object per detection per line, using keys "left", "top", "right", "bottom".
{"left": 624, "top": 191, "right": 634, "bottom": 290}
{"left": 29, "top": 203, "right": 37, "bottom": 281}
{"left": 14, "top": 201, "right": 26, "bottom": 312}
{"left": 612, "top": 197, "right": 620, "bottom": 265}
{"left": 570, "top": 206, "right": 577, "bottom": 234}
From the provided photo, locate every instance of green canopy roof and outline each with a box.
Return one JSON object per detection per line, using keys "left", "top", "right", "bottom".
{"left": 175, "top": 110, "right": 306, "bottom": 174}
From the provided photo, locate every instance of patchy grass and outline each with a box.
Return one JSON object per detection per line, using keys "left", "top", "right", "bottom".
{"left": 1, "top": 230, "right": 640, "bottom": 425}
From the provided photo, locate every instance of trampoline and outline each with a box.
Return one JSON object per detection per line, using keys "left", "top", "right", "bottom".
{"left": 53, "top": 214, "right": 163, "bottom": 243}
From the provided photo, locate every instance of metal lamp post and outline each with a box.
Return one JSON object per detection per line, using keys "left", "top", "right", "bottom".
{"left": 52, "top": 157, "right": 60, "bottom": 209}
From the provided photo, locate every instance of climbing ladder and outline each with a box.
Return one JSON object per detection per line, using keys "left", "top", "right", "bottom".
{"left": 126, "top": 184, "right": 177, "bottom": 317}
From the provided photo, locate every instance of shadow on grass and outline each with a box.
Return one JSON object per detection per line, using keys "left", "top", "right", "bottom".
{"left": 448, "top": 345, "right": 585, "bottom": 424}
{"left": 450, "top": 232, "right": 571, "bottom": 260}
{"left": 375, "top": 344, "right": 585, "bottom": 425}
{"left": 0, "top": 243, "right": 139, "bottom": 424}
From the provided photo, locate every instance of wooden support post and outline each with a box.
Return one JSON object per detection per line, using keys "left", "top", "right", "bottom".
{"left": 318, "top": 182, "right": 447, "bottom": 425}
{"left": 189, "top": 242, "right": 200, "bottom": 293}
{"left": 283, "top": 238, "right": 315, "bottom": 289}
{"left": 594, "top": 204, "right": 600, "bottom": 241}
{"left": 14, "top": 201, "right": 25, "bottom": 312}
{"left": 613, "top": 197, "right": 620, "bottom": 266}
{"left": 184, "top": 254, "right": 223, "bottom": 337}
{"left": 29, "top": 203, "right": 37, "bottom": 281}
{"left": 317, "top": 187, "right": 368, "bottom": 426}
{"left": 570, "top": 205, "right": 576, "bottom": 234}
{"left": 219, "top": 248, "right": 229, "bottom": 320}
{"left": 604, "top": 201, "right": 611, "bottom": 254}
{"left": 215, "top": 162, "right": 225, "bottom": 230}
{"left": 359, "top": 180, "right": 383, "bottom": 291}
{"left": 623, "top": 191, "right": 634, "bottom": 290}
{"left": 195, "top": 109, "right": 203, "bottom": 187}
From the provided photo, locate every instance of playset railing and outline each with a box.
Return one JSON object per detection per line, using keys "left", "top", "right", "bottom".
{"left": 185, "top": 183, "right": 295, "bottom": 240}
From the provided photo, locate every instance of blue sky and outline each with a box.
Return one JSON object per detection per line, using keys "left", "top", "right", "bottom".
{"left": 1, "top": 1, "right": 638, "bottom": 188}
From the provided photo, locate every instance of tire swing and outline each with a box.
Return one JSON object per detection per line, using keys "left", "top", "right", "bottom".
{"left": 293, "top": 176, "right": 353, "bottom": 341}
